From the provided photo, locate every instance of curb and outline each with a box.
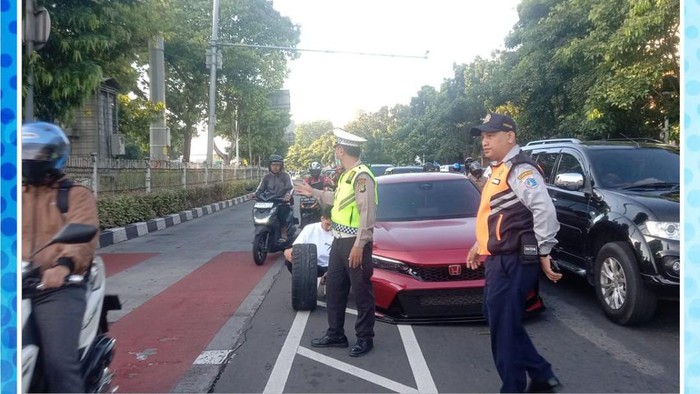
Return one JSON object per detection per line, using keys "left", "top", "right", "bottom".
{"left": 98, "top": 195, "right": 252, "bottom": 248}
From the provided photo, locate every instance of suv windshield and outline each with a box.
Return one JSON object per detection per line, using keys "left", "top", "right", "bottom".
{"left": 377, "top": 179, "right": 480, "bottom": 222}
{"left": 588, "top": 148, "right": 679, "bottom": 189}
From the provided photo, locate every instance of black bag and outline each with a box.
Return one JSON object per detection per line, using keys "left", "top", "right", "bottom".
{"left": 519, "top": 232, "right": 539, "bottom": 264}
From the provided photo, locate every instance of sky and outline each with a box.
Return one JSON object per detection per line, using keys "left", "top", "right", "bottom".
{"left": 190, "top": 0, "right": 523, "bottom": 159}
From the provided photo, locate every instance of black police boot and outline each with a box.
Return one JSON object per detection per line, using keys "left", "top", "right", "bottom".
{"left": 311, "top": 335, "right": 348, "bottom": 348}
{"left": 348, "top": 339, "right": 373, "bottom": 357}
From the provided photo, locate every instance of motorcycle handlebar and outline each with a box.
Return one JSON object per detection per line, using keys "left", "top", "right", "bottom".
{"left": 22, "top": 264, "right": 84, "bottom": 297}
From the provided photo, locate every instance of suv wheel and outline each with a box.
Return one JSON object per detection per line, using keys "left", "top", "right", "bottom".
{"left": 594, "top": 242, "right": 657, "bottom": 325}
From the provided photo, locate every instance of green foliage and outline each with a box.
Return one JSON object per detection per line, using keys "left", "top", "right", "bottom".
{"left": 26, "top": 0, "right": 159, "bottom": 123}
{"left": 118, "top": 95, "right": 165, "bottom": 158}
{"left": 96, "top": 180, "right": 259, "bottom": 229}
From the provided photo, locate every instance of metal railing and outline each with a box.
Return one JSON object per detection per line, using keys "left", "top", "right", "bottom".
{"left": 65, "top": 155, "right": 266, "bottom": 197}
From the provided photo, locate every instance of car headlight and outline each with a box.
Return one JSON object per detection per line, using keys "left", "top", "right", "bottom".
{"left": 372, "top": 255, "right": 409, "bottom": 273}
{"left": 645, "top": 221, "right": 680, "bottom": 241}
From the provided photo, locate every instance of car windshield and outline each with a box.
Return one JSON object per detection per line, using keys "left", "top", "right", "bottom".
{"left": 377, "top": 179, "right": 480, "bottom": 221}
{"left": 370, "top": 165, "right": 392, "bottom": 176}
{"left": 588, "top": 148, "right": 679, "bottom": 189}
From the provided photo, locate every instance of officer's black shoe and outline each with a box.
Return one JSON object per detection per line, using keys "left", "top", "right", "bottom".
{"left": 311, "top": 335, "right": 348, "bottom": 348}
{"left": 348, "top": 339, "right": 373, "bottom": 357}
{"left": 525, "top": 376, "right": 561, "bottom": 393}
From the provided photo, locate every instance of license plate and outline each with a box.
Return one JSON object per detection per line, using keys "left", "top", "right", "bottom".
{"left": 254, "top": 202, "right": 274, "bottom": 209}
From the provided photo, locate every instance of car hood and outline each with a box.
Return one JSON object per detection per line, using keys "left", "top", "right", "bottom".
{"left": 602, "top": 189, "right": 679, "bottom": 222}
{"left": 373, "top": 218, "right": 476, "bottom": 265}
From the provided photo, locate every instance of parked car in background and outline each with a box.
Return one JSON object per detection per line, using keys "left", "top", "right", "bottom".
{"left": 369, "top": 164, "right": 394, "bottom": 177}
{"left": 383, "top": 166, "right": 425, "bottom": 175}
{"left": 522, "top": 138, "right": 680, "bottom": 325}
{"left": 372, "top": 172, "right": 544, "bottom": 323}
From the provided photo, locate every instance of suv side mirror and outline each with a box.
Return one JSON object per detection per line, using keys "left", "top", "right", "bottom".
{"left": 554, "top": 173, "right": 584, "bottom": 191}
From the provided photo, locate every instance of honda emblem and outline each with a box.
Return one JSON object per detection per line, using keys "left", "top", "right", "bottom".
{"left": 448, "top": 264, "right": 462, "bottom": 276}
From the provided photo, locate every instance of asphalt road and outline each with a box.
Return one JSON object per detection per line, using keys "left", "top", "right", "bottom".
{"left": 98, "top": 197, "right": 679, "bottom": 393}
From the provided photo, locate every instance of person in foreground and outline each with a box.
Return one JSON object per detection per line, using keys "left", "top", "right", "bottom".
{"left": 283, "top": 204, "right": 334, "bottom": 287}
{"left": 295, "top": 128, "right": 378, "bottom": 357}
{"left": 466, "top": 113, "right": 563, "bottom": 393}
{"left": 21, "top": 122, "right": 100, "bottom": 392}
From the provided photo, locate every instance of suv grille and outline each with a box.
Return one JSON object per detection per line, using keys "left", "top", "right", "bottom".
{"left": 411, "top": 265, "right": 484, "bottom": 282}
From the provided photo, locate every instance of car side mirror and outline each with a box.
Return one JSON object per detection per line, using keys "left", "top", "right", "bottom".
{"left": 554, "top": 173, "right": 584, "bottom": 191}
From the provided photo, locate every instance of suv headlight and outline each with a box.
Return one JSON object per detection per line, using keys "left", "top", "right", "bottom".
{"left": 645, "top": 221, "right": 680, "bottom": 241}
{"left": 372, "top": 255, "right": 409, "bottom": 273}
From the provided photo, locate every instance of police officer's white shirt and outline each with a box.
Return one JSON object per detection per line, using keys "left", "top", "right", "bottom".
{"left": 498, "top": 145, "right": 560, "bottom": 255}
{"left": 292, "top": 222, "right": 334, "bottom": 267}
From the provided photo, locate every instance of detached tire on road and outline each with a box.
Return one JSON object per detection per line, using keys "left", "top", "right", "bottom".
{"left": 292, "top": 243, "right": 318, "bottom": 311}
{"left": 594, "top": 241, "right": 657, "bottom": 326}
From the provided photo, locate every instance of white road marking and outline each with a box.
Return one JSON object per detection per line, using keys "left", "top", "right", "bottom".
{"left": 398, "top": 325, "right": 438, "bottom": 393}
{"left": 193, "top": 350, "right": 232, "bottom": 365}
{"left": 316, "top": 301, "right": 358, "bottom": 316}
{"left": 297, "top": 346, "right": 419, "bottom": 393}
{"left": 263, "top": 310, "right": 310, "bottom": 394}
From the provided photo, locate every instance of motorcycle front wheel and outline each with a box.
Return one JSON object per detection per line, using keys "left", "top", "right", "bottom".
{"left": 253, "top": 232, "right": 269, "bottom": 265}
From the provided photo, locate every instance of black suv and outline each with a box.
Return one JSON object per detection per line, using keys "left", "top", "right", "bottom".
{"left": 521, "top": 138, "right": 679, "bottom": 325}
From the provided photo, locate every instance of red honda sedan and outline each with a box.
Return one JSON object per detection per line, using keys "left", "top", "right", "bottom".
{"left": 371, "top": 172, "right": 543, "bottom": 323}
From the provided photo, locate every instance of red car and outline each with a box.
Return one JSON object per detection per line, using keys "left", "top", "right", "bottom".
{"left": 371, "top": 172, "right": 543, "bottom": 323}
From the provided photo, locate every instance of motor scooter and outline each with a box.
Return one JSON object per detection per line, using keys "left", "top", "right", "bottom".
{"left": 22, "top": 223, "right": 122, "bottom": 393}
{"left": 251, "top": 192, "right": 299, "bottom": 265}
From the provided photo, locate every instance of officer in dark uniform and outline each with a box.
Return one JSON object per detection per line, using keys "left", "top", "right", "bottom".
{"left": 295, "top": 128, "right": 378, "bottom": 357}
{"left": 466, "top": 113, "right": 563, "bottom": 393}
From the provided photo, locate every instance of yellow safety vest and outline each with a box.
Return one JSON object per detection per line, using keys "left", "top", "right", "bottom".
{"left": 331, "top": 164, "right": 378, "bottom": 230}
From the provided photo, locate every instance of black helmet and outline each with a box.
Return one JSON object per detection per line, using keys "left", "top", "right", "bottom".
{"left": 310, "top": 161, "right": 322, "bottom": 177}
{"left": 268, "top": 154, "right": 284, "bottom": 172}
{"left": 269, "top": 154, "right": 283, "bottom": 164}
{"left": 469, "top": 161, "right": 484, "bottom": 178}
{"left": 22, "top": 122, "right": 70, "bottom": 185}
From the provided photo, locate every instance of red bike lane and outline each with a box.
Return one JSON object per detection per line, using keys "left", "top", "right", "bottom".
{"left": 102, "top": 251, "right": 278, "bottom": 393}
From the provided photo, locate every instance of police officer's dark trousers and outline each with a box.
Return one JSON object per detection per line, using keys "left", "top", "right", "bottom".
{"left": 483, "top": 253, "right": 554, "bottom": 393}
{"left": 32, "top": 284, "right": 87, "bottom": 392}
{"left": 325, "top": 237, "right": 375, "bottom": 340}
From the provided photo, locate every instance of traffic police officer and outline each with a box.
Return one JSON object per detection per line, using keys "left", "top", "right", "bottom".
{"left": 295, "top": 128, "right": 378, "bottom": 357}
{"left": 466, "top": 113, "right": 563, "bottom": 393}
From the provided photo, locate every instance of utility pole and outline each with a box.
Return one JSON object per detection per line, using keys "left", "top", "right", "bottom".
{"left": 149, "top": 36, "right": 169, "bottom": 160}
{"left": 205, "top": 0, "right": 222, "bottom": 166}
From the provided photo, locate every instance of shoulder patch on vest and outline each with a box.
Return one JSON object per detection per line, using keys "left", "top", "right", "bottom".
{"left": 357, "top": 177, "right": 367, "bottom": 193}
{"left": 517, "top": 170, "right": 534, "bottom": 180}
{"left": 523, "top": 176, "right": 539, "bottom": 189}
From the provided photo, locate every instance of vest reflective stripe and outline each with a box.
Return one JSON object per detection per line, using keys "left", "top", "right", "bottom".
{"left": 476, "top": 159, "right": 535, "bottom": 256}
{"left": 331, "top": 164, "right": 378, "bottom": 229}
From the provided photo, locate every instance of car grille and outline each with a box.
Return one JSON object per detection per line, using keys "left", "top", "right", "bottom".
{"left": 411, "top": 265, "right": 485, "bottom": 282}
{"left": 390, "top": 288, "right": 484, "bottom": 318}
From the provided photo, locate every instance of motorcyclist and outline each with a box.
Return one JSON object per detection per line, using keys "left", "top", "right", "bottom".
{"left": 21, "top": 122, "right": 100, "bottom": 392}
{"left": 468, "top": 160, "right": 487, "bottom": 190}
{"left": 254, "top": 154, "right": 294, "bottom": 241}
{"left": 451, "top": 162, "right": 464, "bottom": 174}
{"left": 304, "top": 161, "right": 334, "bottom": 191}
